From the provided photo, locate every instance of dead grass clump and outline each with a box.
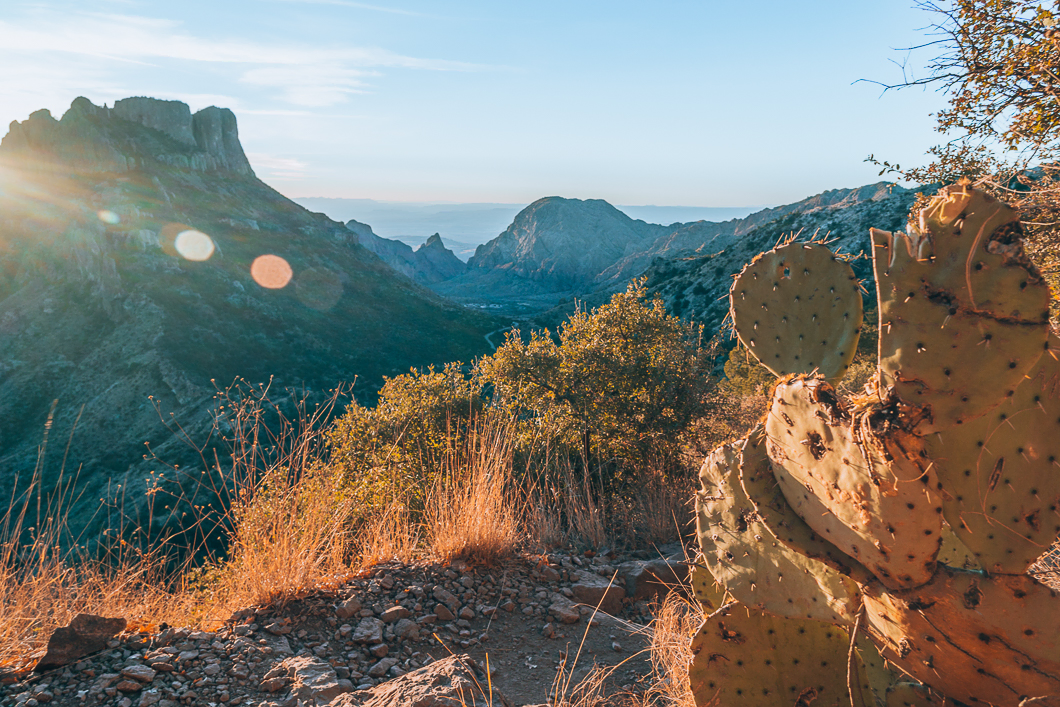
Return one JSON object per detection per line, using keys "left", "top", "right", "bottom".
{"left": 641, "top": 590, "right": 701, "bottom": 707}
{"left": 357, "top": 499, "right": 420, "bottom": 568}
{"left": 0, "top": 471, "right": 199, "bottom": 669}
{"left": 426, "top": 417, "right": 523, "bottom": 565}
{"left": 527, "top": 459, "right": 609, "bottom": 550}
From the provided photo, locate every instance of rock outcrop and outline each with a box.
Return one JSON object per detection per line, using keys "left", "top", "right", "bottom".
{"left": 345, "top": 221, "right": 466, "bottom": 285}
{"left": 1, "top": 96, "right": 253, "bottom": 175}
{"left": 461, "top": 197, "right": 667, "bottom": 294}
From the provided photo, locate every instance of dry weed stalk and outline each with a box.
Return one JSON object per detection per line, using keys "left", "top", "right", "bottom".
{"left": 426, "top": 415, "right": 523, "bottom": 565}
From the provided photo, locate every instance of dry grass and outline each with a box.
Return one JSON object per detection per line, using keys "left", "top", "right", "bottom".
{"left": 426, "top": 417, "right": 523, "bottom": 565}
{"left": 0, "top": 469, "right": 201, "bottom": 669}
{"left": 639, "top": 590, "right": 700, "bottom": 706}
{"left": 0, "top": 384, "right": 707, "bottom": 679}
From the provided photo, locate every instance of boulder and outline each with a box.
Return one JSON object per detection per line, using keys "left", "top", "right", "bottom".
{"left": 265, "top": 656, "right": 350, "bottom": 705}
{"left": 334, "top": 654, "right": 512, "bottom": 707}
{"left": 570, "top": 571, "right": 625, "bottom": 614}
{"left": 618, "top": 555, "right": 688, "bottom": 600}
{"left": 34, "top": 614, "right": 127, "bottom": 671}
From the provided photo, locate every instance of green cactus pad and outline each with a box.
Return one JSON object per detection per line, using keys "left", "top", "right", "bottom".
{"left": 689, "top": 603, "right": 858, "bottom": 707}
{"left": 730, "top": 241, "right": 863, "bottom": 383}
{"left": 927, "top": 334, "right": 1060, "bottom": 573}
{"left": 863, "top": 566, "right": 1060, "bottom": 707}
{"left": 871, "top": 184, "right": 1050, "bottom": 434}
{"left": 695, "top": 430, "right": 861, "bottom": 623}
{"left": 740, "top": 425, "right": 874, "bottom": 583}
{"left": 856, "top": 634, "right": 898, "bottom": 707}
{"left": 766, "top": 376, "right": 943, "bottom": 589}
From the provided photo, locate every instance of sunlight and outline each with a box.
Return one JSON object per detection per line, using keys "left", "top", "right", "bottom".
{"left": 251, "top": 254, "right": 293, "bottom": 289}
{"left": 97, "top": 210, "right": 120, "bottom": 225}
{"left": 174, "top": 229, "right": 215, "bottom": 261}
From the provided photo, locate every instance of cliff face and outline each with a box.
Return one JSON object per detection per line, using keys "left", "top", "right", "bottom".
{"left": 1, "top": 96, "right": 253, "bottom": 176}
{"left": 344, "top": 221, "right": 466, "bottom": 285}
{"left": 0, "top": 97, "right": 495, "bottom": 544}
{"left": 467, "top": 197, "right": 667, "bottom": 290}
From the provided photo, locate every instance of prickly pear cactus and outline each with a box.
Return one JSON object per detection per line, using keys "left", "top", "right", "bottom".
{"left": 730, "top": 241, "right": 863, "bottom": 382}
{"left": 870, "top": 184, "right": 1051, "bottom": 433}
{"left": 692, "top": 183, "right": 1060, "bottom": 707}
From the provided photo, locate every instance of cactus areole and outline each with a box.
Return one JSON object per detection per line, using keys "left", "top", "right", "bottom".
{"left": 693, "top": 184, "right": 1060, "bottom": 707}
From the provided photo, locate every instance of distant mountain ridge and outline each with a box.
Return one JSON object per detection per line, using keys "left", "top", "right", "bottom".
{"left": 429, "top": 183, "right": 911, "bottom": 312}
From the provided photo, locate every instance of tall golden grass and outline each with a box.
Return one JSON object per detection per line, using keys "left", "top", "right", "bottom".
{"left": 0, "top": 396, "right": 536, "bottom": 666}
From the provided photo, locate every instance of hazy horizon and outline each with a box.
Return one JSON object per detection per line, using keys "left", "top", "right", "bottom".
{"left": 293, "top": 196, "right": 770, "bottom": 251}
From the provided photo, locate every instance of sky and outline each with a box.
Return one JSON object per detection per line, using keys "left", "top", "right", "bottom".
{"left": 0, "top": 1, "right": 948, "bottom": 207}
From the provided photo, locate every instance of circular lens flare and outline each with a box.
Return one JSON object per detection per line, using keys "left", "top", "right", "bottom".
{"left": 97, "top": 210, "right": 120, "bottom": 224}
{"left": 251, "top": 254, "right": 293, "bottom": 289}
{"left": 174, "top": 230, "right": 215, "bottom": 261}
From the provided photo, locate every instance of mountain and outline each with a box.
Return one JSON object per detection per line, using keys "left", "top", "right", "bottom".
{"left": 0, "top": 96, "right": 497, "bottom": 542}
{"left": 428, "top": 184, "right": 917, "bottom": 317}
{"left": 343, "top": 220, "right": 466, "bottom": 284}
{"left": 432, "top": 197, "right": 669, "bottom": 305}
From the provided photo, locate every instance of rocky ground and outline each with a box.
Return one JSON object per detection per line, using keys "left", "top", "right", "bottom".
{"left": 2, "top": 546, "right": 689, "bottom": 707}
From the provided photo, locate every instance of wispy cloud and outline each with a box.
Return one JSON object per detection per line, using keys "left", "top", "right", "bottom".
{"left": 271, "top": 0, "right": 424, "bottom": 17}
{"left": 0, "top": 10, "right": 482, "bottom": 110}
{"left": 246, "top": 153, "right": 311, "bottom": 180}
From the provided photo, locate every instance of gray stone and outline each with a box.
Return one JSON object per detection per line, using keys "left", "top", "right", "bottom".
{"left": 367, "top": 657, "right": 398, "bottom": 678}
{"left": 570, "top": 571, "right": 626, "bottom": 614}
{"left": 351, "top": 618, "right": 384, "bottom": 645}
{"left": 346, "top": 654, "right": 513, "bottom": 707}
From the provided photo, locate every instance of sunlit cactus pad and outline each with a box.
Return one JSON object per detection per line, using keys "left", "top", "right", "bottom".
{"left": 695, "top": 430, "right": 860, "bottom": 624}
{"left": 871, "top": 183, "right": 1051, "bottom": 433}
{"left": 692, "top": 184, "right": 1060, "bottom": 707}
{"left": 766, "top": 376, "right": 942, "bottom": 590}
{"left": 862, "top": 566, "right": 1060, "bottom": 706}
{"left": 928, "top": 333, "right": 1060, "bottom": 573}
{"left": 730, "top": 241, "right": 863, "bottom": 383}
{"left": 689, "top": 602, "right": 857, "bottom": 707}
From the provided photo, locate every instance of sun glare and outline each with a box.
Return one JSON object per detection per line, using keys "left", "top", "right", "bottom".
{"left": 174, "top": 229, "right": 215, "bottom": 261}
{"left": 251, "top": 254, "right": 293, "bottom": 289}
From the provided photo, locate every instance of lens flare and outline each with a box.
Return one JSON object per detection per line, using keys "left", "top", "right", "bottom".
{"left": 174, "top": 230, "right": 215, "bottom": 261}
{"left": 97, "top": 210, "right": 120, "bottom": 225}
{"left": 251, "top": 254, "right": 293, "bottom": 289}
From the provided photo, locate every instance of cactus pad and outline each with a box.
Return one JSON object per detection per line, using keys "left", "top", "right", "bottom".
{"left": 863, "top": 566, "right": 1060, "bottom": 707}
{"left": 871, "top": 184, "right": 1050, "bottom": 433}
{"left": 696, "top": 431, "right": 861, "bottom": 623}
{"left": 690, "top": 562, "right": 728, "bottom": 612}
{"left": 730, "top": 241, "right": 863, "bottom": 382}
{"left": 689, "top": 602, "right": 857, "bottom": 707}
{"left": 740, "top": 425, "right": 873, "bottom": 582}
{"left": 766, "top": 376, "right": 942, "bottom": 589}
{"left": 885, "top": 683, "right": 945, "bottom": 707}
{"left": 927, "top": 334, "right": 1060, "bottom": 573}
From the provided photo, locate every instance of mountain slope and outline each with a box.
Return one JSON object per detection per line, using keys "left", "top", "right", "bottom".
{"left": 0, "top": 96, "right": 496, "bottom": 540}
{"left": 433, "top": 197, "right": 668, "bottom": 302}
{"left": 343, "top": 220, "right": 466, "bottom": 284}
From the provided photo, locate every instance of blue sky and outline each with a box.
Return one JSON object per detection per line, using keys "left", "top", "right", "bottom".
{"left": 1, "top": 1, "right": 946, "bottom": 206}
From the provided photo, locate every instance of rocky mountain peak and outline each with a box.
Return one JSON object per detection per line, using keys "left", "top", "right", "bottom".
{"left": 463, "top": 196, "right": 667, "bottom": 292}
{"left": 0, "top": 96, "right": 254, "bottom": 176}
{"left": 421, "top": 233, "right": 445, "bottom": 249}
